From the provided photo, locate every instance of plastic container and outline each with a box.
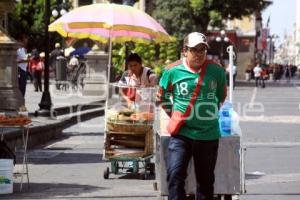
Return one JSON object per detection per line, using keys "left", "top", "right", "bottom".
{"left": 219, "top": 101, "right": 232, "bottom": 137}
{"left": 0, "top": 159, "right": 14, "bottom": 194}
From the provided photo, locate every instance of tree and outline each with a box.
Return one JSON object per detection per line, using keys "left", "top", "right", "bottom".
{"left": 153, "top": 0, "right": 271, "bottom": 42}
{"left": 8, "top": 0, "right": 60, "bottom": 51}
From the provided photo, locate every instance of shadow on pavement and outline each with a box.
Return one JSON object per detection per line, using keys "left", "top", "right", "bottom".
{"left": 2, "top": 182, "right": 107, "bottom": 199}
{"left": 28, "top": 152, "right": 105, "bottom": 165}
{"left": 62, "top": 132, "right": 105, "bottom": 137}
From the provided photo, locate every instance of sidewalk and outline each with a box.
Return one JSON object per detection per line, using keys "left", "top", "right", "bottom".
{"left": 2, "top": 81, "right": 105, "bottom": 149}
{"left": 25, "top": 81, "right": 103, "bottom": 115}
{"left": 236, "top": 77, "right": 300, "bottom": 87}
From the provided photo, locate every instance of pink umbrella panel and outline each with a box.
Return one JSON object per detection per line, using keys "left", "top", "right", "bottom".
{"left": 62, "top": 25, "right": 164, "bottom": 44}
{"left": 49, "top": 3, "right": 171, "bottom": 44}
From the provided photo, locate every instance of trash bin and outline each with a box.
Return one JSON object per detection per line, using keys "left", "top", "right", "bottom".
{"left": 55, "top": 57, "right": 67, "bottom": 81}
{"left": 0, "top": 159, "right": 14, "bottom": 194}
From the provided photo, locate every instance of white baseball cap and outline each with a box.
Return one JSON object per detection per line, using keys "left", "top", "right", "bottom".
{"left": 55, "top": 43, "right": 61, "bottom": 48}
{"left": 184, "top": 32, "right": 209, "bottom": 48}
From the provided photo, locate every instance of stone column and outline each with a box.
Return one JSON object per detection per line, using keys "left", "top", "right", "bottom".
{"left": 82, "top": 49, "right": 108, "bottom": 98}
{"left": 0, "top": 28, "right": 24, "bottom": 112}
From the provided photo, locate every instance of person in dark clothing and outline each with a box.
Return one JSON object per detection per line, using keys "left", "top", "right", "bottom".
{"left": 50, "top": 43, "right": 64, "bottom": 76}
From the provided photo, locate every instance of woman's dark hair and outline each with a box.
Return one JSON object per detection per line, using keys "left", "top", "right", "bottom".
{"left": 32, "top": 49, "right": 40, "bottom": 60}
{"left": 127, "top": 53, "right": 142, "bottom": 64}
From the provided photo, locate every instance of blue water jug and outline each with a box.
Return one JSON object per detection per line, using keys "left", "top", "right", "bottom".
{"left": 219, "top": 101, "right": 232, "bottom": 137}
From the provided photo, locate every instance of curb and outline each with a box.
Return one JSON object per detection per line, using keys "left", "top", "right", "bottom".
{"left": 4, "top": 107, "right": 105, "bottom": 150}
{"left": 28, "top": 100, "right": 105, "bottom": 116}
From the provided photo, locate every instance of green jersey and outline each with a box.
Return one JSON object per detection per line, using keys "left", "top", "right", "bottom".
{"left": 158, "top": 59, "right": 227, "bottom": 140}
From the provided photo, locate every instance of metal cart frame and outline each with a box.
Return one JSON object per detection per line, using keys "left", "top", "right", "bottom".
{"left": 103, "top": 154, "right": 154, "bottom": 180}
{"left": 155, "top": 132, "right": 246, "bottom": 200}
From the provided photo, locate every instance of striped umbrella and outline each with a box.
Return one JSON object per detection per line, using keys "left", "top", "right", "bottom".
{"left": 49, "top": 3, "right": 171, "bottom": 44}
{"left": 49, "top": 3, "right": 172, "bottom": 85}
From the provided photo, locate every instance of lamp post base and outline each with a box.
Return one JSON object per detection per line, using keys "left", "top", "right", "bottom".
{"left": 35, "top": 91, "right": 56, "bottom": 117}
{"left": 34, "top": 109, "right": 57, "bottom": 118}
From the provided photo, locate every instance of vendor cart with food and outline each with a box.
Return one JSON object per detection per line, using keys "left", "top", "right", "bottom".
{"left": 103, "top": 83, "right": 157, "bottom": 179}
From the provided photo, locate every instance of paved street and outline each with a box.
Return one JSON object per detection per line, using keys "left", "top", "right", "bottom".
{"left": 1, "top": 84, "right": 300, "bottom": 199}
{"left": 4, "top": 116, "right": 157, "bottom": 200}
{"left": 236, "top": 84, "right": 300, "bottom": 200}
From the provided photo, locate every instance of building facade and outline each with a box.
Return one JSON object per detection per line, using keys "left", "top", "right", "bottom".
{"left": 207, "top": 15, "right": 257, "bottom": 79}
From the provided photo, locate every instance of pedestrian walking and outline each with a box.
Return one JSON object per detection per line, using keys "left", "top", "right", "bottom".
{"left": 16, "top": 34, "right": 29, "bottom": 97}
{"left": 29, "top": 50, "right": 44, "bottom": 92}
{"left": 157, "top": 32, "right": 227, "bottom": 200}
{"left": 253, "top": 63, "right": 262, "bottom": 87}
{"left": 50, "top": 43, "right": 64, "bottom": 78}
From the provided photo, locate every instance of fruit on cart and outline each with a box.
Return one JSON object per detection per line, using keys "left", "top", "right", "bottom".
{"left": 0, "top": 115, "right": 31, "bottom": 125}
{"left": 119, "top": 108, "right": 135, "bottom": 116}
{"left": 117, "top": 114, "right": 132, "bottom": 122}
{"left": 130, "top": 112, "right": 154, "bottom": 121}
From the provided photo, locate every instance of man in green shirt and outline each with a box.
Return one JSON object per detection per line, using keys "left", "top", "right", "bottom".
{"left": 157, "top": 32, "right": 227, "bottom": 200}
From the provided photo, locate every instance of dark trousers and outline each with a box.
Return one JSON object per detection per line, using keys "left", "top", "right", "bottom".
{"left": 33, "top": 70, "right": 42, "bottom": 92}
{"left": 167, "top": 135, "right": 219, "bottom": 200}
{"left": 255, "top": 77, "right": 265, "bottom": 88}
{"left": 18, "top": 69, "right": 27, "bottom": 97}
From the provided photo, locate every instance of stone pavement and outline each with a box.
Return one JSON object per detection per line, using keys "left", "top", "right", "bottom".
{"left": 1, "top": 116, "right": 160, "bottom": 200}
{"left": 25, "top": 81, "right": 104, "bottom": 114}
{"left": 1, "top": 80, "right": 300, "bottom": 199}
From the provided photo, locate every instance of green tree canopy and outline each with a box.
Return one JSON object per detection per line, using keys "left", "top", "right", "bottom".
{"left": 153, "top": 0, "right": 271, "bottom": 42}
{"left": 8, "top": 0, "right": 69, "bottom": 51}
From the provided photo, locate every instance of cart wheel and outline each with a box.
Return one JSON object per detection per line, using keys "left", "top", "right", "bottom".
{"left": 103, "top": 167, "right": 109, "bottom": 179}
{"left": 224, "top": 195, "right": 233, "bottom": 200}
{"left": 146, "top": 163, "right": 155, "bottom": 175}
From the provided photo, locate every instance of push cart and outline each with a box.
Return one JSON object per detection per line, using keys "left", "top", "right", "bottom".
{"left": 103, "top": 83, "right": 157, "bottom": 179}
{"left": 155, "top": 130, "right": 246, "bottom": 200}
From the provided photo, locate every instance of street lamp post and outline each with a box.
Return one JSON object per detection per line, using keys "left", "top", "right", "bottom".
{"left": 216, "top": 30, "right": 229, "bottom": 66}
{"left": 36, "top": 0, "right": 52, "bottom": 117}
{"left": 51, "top": 0, "right": 69, "bottom": 19}
{"left": 36, "top": 0, "right": 69, "bottom": 117}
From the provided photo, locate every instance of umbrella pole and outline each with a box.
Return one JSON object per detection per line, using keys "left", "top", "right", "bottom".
{"left": 227, "top": 45, "right": 234, "bottom": 103}
{"left": 107, "top": 38, "right": 113, "bottom": 87}
{"left": 104, "top": 38, "right": 113, "bottom": 131}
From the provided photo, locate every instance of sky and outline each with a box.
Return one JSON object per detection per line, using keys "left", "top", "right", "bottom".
{"left": 262, "top": 0, "right": 297, "bottom": 44}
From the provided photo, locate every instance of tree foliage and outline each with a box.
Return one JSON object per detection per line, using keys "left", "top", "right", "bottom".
{"left": 153, "top": 0, "right": 270, "bottom": 41}
{"left": 111, "top": 41, "right": 178, "bottom": 79}
{"left": 8, "top": 0, "right": 64, "bottom": 51}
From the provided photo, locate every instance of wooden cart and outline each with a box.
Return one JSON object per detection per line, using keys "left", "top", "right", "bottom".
{"left": 103, "top": 84, "right": 157, "bottom": 179}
